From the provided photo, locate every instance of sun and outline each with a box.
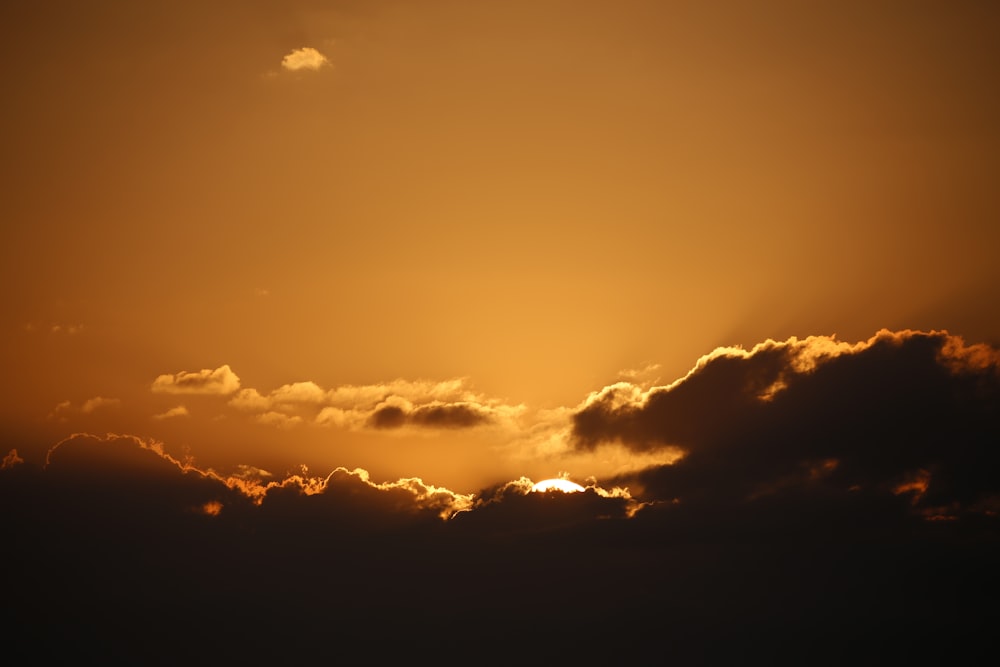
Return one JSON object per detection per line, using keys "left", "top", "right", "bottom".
{"left": 530, "top": 478, "right": 586, "bottom": 493}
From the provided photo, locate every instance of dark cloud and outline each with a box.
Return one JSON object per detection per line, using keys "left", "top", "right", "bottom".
{"left": 411, "top": 402, "right": 492, "bottom": 427}
{"left": 368, "top": 403, "right": 407, "bottom": 428}
{"left": 573, "top": 330, "right": 1000, "bottom": 520}
{"left": 367, "top": 401, "right": 494, "bottom": 429}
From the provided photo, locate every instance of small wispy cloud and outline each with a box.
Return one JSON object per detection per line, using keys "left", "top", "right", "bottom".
{"left": 24, "top": 322, "right": 84, "bottom": 335}
{"left": 48, "top": 397, "right": 121, "bottom": 421}
{"left": 281, "top": 47, "right": 329, "bottom": 72}
{"left": 153, "top": 406, "right": 190, "bottom": 420}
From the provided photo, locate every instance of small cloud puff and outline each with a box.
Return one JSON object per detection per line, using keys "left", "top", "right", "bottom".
{"left": 81, "top": 397, "right": 121, "bottom": 413}
{"left": 153, "top": 406, "right": 190, "bottom": 420}
{"left": 281, "top": 47, "right": 330, "bottom": 71}
{"left": 152, "top": 365, "right": 241, "bottom": 396}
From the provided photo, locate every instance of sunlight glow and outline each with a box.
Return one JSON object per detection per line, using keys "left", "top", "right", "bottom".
{"left": 530, "top": 478, "right": 585, "bottom": 493}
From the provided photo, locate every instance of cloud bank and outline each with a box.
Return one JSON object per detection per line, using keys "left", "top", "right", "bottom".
{"left": 4, "top": 329, "right": 999, "bottom": 663}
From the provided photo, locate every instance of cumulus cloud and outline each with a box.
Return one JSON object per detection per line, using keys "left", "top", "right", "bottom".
{"left": 228, "top": 387, "right": 270, "bottom": 411}
{"left": 269, "top": 381, "right": 327, "bottom": 405}
{"left": 151, "top": 365, "right": 240, "bottom": 395}
{"left": 573, "top": 329, "right": 1000, "bottom": 521}
{"left": 281, "top": 47, "right": 329, "bottom": 71}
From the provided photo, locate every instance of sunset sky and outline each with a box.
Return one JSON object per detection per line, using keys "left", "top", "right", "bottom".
{"left": 3, "top": 1, "right": 999, "bottom": 662}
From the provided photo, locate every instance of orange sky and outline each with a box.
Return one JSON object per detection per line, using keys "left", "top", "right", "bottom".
{"left": 2, "top": 0, "right": 999, "bottom": 493}
{"left": 3, "top": 4, "right": 1000, "bottom": 663}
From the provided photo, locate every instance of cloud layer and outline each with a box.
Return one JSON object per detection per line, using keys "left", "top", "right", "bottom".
{"left": 4, "top": 330, "right": 999, "bottom": 663}
{"left": 227, "top": 376, "right": 524, "bottom": 432}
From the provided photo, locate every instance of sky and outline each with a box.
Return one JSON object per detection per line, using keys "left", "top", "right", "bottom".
{"left": 2, "top": 1, "right": 999, "bottom": 662}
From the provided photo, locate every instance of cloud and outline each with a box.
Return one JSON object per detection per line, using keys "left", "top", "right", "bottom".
{"left": 47, "top": 397, "right": 121, "bottom": 421}
{"left": 269, "top": 381, "right": 327, "bottom": 405}
{"left": 325, "top": 378, "right": 476, "bottom": 407}
{"left": 232, "top": 376, "right": 523, "bottom": 432}
{"left": 2, "top": 449, "right": 23, "bottom": 469}
{"left": 281, "top": 47, "right": 329, "bottom": 72}
{"left": 367, "top": 400, "right": 495, "bottom": 430}
{"left": 617, "top": 362, "right": 661, "bottom": 385}
{"left": 46, "top": 400, "right": 73, "bottom": 421}
{"left": 50, "top": 323, "right": 83, "bottom": 335}
{"left": 2, "top": 399, "right": 998, "bottom": 664}
{"left": 151, "top": 364, "right": 241, "bottom": 395}
{"left": 81, "top": 397, "right": 121, "bottom": 413}
{"left": 31, "top": 432, "right": 473, "bottom": 522}
{"left": 572, "top": 329, "right": 1000, "bottom": 521}
{"left": 153, "top": 406, "right": 189, "bottom": 420}
{"left": 24, "top": 322, "right": 84, "bottom": 335}
{"left": 255, "top": 411, "right": 303, "bottom": 429}
{"left": 228, "top": 387, "right": 270, "bottom": 411}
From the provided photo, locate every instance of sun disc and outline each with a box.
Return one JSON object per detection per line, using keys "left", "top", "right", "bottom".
{"left": 530, "top": 478, "right": 585, "bottom": 493}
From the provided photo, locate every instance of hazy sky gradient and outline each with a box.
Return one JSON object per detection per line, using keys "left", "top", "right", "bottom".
{"left": 3, "top": 0, "right": 998, "bottom": 489}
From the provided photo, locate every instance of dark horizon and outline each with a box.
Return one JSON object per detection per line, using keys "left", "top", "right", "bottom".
{"left": 5, "top": 328, "right": 999, "bottom": 663}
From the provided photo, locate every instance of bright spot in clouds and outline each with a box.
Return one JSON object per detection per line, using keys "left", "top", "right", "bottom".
{"left": 530, "top": 478, "right": 586, "bottom": 493}
{"left": 281, "top": 47, "right": 329, "bottom": 71}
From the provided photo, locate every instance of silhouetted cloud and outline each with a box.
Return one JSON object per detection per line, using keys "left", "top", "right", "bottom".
{"left": 572, "top": 329, "right": 1000, "bottom": 522}
{"left": 1, "top": 449, "right": 23, "bottom": 469}
{"left": 151, "top": 364, "right": 241, "bottom": 395}
{"left": 368, "top": 401, "right": 494, "bottom": 429}
{"left": 49, "top": 432, "right": 467, "bottom": 510}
